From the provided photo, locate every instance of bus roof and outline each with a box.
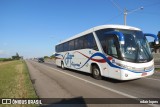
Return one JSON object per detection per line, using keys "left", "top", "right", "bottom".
{"left": 56, "top": 24, "right": 141, "bottom": 45}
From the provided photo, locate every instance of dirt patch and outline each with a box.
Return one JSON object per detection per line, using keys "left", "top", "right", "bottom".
{"left": 156, "top": 70, "right": 160, "bottom": 72}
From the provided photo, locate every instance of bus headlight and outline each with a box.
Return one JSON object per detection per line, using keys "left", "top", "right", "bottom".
{"left": 120, "top": 64, "right": 142, "bottom": 71}
{"left": 119, "top": 64, "right": 135, "bottom": 71}
{"left": 118, "top": 63, "right": 154, "bottom": 72}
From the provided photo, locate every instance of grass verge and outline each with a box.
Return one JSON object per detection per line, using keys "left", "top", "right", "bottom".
{"left": 155, "top": 68, "right": 160, "bottom": 72}
{"left": 0, "top": 60, "right": 38, "bottom": 107}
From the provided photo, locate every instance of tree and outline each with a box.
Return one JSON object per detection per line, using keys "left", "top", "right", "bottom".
{"left": 148, "top": 31, "right": 160, "bottom": 53}
{"left": 12, "top": 53, "right": 21, "bottom": 60}
{"left": 50, "top": 55, "right": 55, "bottom": 59}
{"left": 44, "top": 56, "right": 49, "bottom": 59}
{"left": 158, "top": 31, "right": 160, "bottom": 40}
{"left": 153, "top": 31, "right": 160, "bottom": 53}
{"left": 16, "top": 53, "right": 19, "bottom": 57}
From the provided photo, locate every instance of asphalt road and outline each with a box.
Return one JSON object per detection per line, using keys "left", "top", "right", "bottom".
{"left": 26, "top": 60, "right": 160, "bottom": 107}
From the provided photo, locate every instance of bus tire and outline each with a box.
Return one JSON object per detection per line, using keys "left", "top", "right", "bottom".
{"left": 92, "top": 65, "right": 102, "bottom": 80}
{"left": 61, "top": 62, "right": 65, "bottom": 70}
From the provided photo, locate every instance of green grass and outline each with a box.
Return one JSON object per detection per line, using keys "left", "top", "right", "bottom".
{"left": 0, "top": 60, "right": 38, "bottom": 107}
{"left": 0, "top": 58, "right": 13, "bottom": 62}
{"left": 0, "top": 58, "right": 5, "bottom": 61}
{"left": 155, "top": 68, "right": 160, "bottom": 72}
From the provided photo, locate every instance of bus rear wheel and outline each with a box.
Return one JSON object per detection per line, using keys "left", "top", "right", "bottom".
{"left": 92, "top": 65, "right": 102, "bottom": 80}
{"left": 61, "top": 62, "right": 65, "bottom": 70}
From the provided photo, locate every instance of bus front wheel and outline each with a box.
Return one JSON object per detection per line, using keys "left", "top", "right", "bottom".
{"left": 92, "top": 65, "right": 102, "bottom": 80}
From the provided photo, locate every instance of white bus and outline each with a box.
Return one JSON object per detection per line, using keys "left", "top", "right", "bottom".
{"left": 55, "top": 25, "right": 159, "bottom": 80}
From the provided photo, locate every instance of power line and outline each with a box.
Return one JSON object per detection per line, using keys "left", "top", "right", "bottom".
{"left": 108, "top": 0, "right": 123, "bottom": 23}
{"left": 109, "top": 0, "right": 123, "bottom": 13}
{"left": 109, "top": 0, "right": 144, "bottom": 25}
{"left": 104, "top": 0, "right": 123, "bottom": 24}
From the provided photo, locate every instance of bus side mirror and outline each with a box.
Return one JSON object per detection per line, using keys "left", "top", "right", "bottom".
{"left": 105, "top": 31, "right": 125, "bottom": 45}
{"left": 155, "top": 40, "right": 159, "bottom": 44}
{"left": 144, "top": 33, "right": 159, "bottom": 44}
{"left": 120, "top": 41, "right": 125, "bottom": 45}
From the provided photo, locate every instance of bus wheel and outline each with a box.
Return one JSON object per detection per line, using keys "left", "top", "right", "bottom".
{"left": 92, "top": 65, "right": 102, "bottom": 80}
{"left": 61, "top": 62, "right": 65, "bottom": 70}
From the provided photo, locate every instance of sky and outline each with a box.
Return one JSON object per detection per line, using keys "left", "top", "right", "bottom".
{"left": 0, "top": 0, "right": 160, "bottom": 58}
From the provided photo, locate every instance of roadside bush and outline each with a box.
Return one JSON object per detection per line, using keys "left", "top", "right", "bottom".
{"left": 0, "top": 58, "right": 13, "bottom": 62}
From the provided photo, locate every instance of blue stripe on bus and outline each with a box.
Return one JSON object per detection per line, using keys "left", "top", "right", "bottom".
{"left": 56, "top": 52, "right": 153, "bottom": 73}
{"left": 74, "top": 52, "right": 122, "bottom": 69}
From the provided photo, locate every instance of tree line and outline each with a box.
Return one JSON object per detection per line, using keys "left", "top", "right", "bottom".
{"left": 0, "top": 53, "right": 23, "bottom": 62}
{"left": 149, "top": 31, "right": 160, "bottom": 53}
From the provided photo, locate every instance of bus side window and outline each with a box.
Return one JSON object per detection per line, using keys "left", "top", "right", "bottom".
{"left": 97, "top": 33, "right": 107, "bottom": 52}
{"left": 55, "top": 45, "right": 58, "bottom": 52}
{"left": 64, "top": 42, "right": 69, "bottom": 52}
{"left": 107, "top": 38, "right": 118, "bottom": 58}
{"left": 84, "top": 35, "right": 88, "bottom": 49}
{"left": 74, "top": 39, "right": 79, "bottom": 50}
{"left": 84, "top": 33, "right": 98, "bottom": 51}
{"left": 61, "top": 44, "right": 63, "bottom": 52}
{"left": 78, "top": 37, "right": 84, "bottom": 49}
{"left": 69, "top": 40, "right": 75, "bottom": 51}
{"left": 60, "top": 44, "right": 64, "bottom": 52}
{"left": 57, "top": 45, "right": 60, "bottom": 52}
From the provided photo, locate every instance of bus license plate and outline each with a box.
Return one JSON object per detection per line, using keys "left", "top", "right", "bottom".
{"left": 141, "top": 72, "right": 147, "bottom": 76}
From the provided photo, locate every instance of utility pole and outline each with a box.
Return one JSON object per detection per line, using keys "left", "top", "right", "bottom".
{"left": 124, "top": 8, "right": 127, "bottom": 25}
{"left": 123, "top": 7, "right": 143, "bottom": 25}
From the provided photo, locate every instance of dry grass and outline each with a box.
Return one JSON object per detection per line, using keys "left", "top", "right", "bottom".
{"left": 15, "top": 64, "right": 28, "bottom": 98}
{"left": 0, "top": 61, "right": 12, "bottom": 66}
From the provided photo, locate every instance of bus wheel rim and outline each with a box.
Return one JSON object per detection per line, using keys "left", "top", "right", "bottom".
{"left": 62, "top": 63, "right": 64, "bottom": 68}
{"left": 94, "top": 69, "right": 99, "bottom": 76}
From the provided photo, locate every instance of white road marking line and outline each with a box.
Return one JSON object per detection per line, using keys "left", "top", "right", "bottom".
{"left": 144, "top": 78, "right": 160, "bottom": 82}
{"left": 31, "top": 61, "right": 159, "bottom": 107}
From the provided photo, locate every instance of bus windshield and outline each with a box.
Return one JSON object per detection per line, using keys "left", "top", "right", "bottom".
{"left": 117, "top": 29, "right": 153, "bottom": 63}
{"left": 96, "top": 29, "right": 153, "bottom": 63}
